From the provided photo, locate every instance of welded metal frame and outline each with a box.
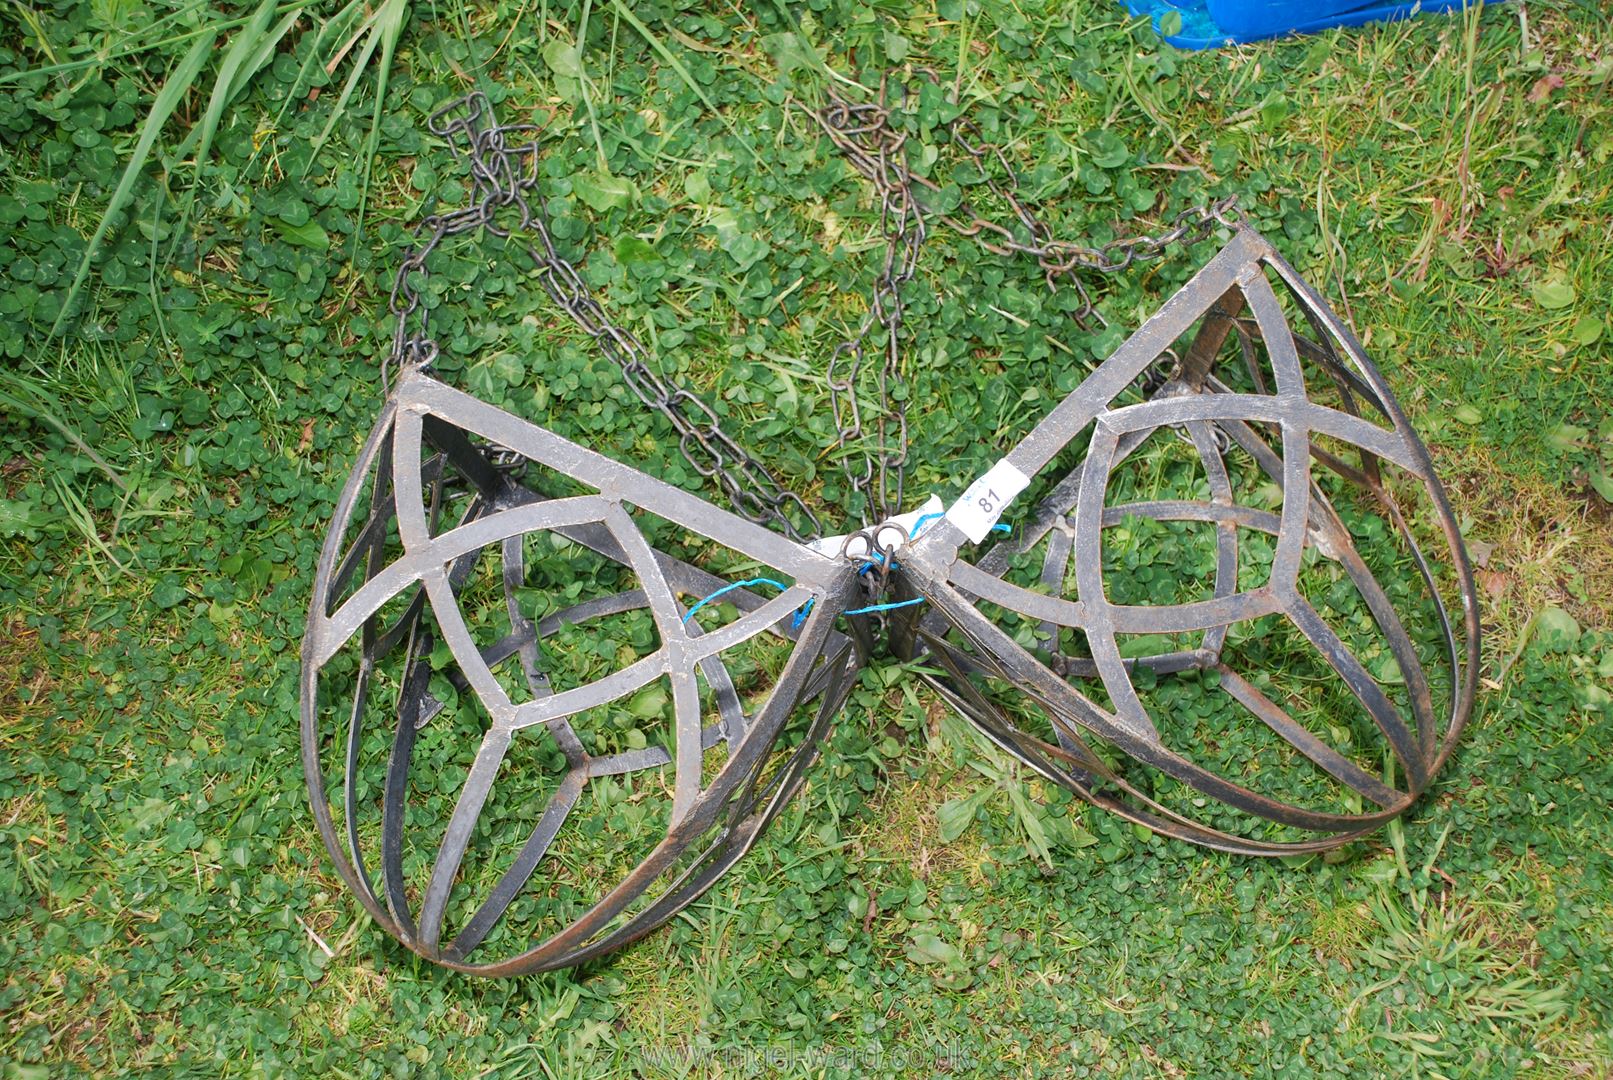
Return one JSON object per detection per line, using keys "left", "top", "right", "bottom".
{"left": 302, "top": 224, "right": 1478, "bottom": 974}
{"left": 302, "top": 374, "right": 862, "bottom": 975}
{"left": 893, "top": 227, "right": 1479, "bottom": 855}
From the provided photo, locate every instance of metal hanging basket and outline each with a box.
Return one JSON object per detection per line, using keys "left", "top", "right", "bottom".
{"left": 300, "top": 95, "right": 1478, "bottom": 976}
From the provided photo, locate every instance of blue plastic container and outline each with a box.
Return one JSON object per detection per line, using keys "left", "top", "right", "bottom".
{"left": 1123, "top": 0, "right": 1489, "bottom": 49}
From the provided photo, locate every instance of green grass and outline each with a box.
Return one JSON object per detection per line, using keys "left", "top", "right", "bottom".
{"left": 3, "top": 0, "right": 1613, "bottom": 1076}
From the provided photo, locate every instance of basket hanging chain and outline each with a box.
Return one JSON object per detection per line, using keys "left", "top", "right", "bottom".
{"left": 386, "top": 93, "right": 825, "bottom": 541}
{"left": 385, "top": 80, "right": 1239, "bottom": 534}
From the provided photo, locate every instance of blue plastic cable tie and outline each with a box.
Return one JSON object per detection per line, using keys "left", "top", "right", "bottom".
{"left": 682, "top": 577, "right": 788, "bottom": 624}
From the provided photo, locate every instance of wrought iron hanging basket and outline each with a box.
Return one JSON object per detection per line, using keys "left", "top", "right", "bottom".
{"left": 300, "top": 95, "right": 1478, "bottom": 976}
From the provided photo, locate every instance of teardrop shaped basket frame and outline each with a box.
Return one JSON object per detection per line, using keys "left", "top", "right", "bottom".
{"left": 301, "top": 224, "right": 1479, "bottom": 975}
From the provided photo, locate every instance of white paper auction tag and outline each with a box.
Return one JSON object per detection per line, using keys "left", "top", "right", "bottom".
{"left": 946, "top": 459, "right": 1030, "bottom": 543}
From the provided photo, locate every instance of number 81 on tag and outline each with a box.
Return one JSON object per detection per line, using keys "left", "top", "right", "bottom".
{"left": 945, "top": 459, "right": 1030, "bottom": 544}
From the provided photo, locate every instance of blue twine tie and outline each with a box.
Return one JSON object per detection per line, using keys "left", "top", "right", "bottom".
{"left": 907, "top": 512, "right": 1012, "bottom": 542}
{"left": 843, "top": 515, "right": 1013, "bottom": 618}
{"left": 684, "top": 517, "right": 1013, "bottom": 629}
{"left": 682, "top": 577, "right": 787, "bottom": 623}
{"left": 790, "top": 597, "right": 816, "bottom": 630}
{"left": 843, "top": 596, "right": 927, "bottom": 617}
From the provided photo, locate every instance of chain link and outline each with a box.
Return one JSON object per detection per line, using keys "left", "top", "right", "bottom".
{"left": 811, "top": 75, "right": 1239, "bottom": 524}
{"left": 388, "top": 82, "right": 1239, "bottom": 541}
{"left": 388, "top": 93, "right": 823, "bottom": 541}
{"left": 805, "top": 91, "right": 928, "bottom": 527}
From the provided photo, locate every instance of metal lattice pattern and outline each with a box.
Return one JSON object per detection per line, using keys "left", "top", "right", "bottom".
{"left": 384, "top": 93, "right": 824, "bottom": 541}
{"left": 302, "top": 375, "right": 861, "bottom": 974}
{"left": 302, "top": 93, "right": 1478, "bottom": 975}
{"left": 898, "top": 229, "right": 1477, "bottom": 856}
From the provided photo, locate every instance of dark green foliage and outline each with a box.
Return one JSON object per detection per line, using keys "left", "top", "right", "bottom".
{"left": 2, "top": 0, "right": 1611, "bottom": 1075}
